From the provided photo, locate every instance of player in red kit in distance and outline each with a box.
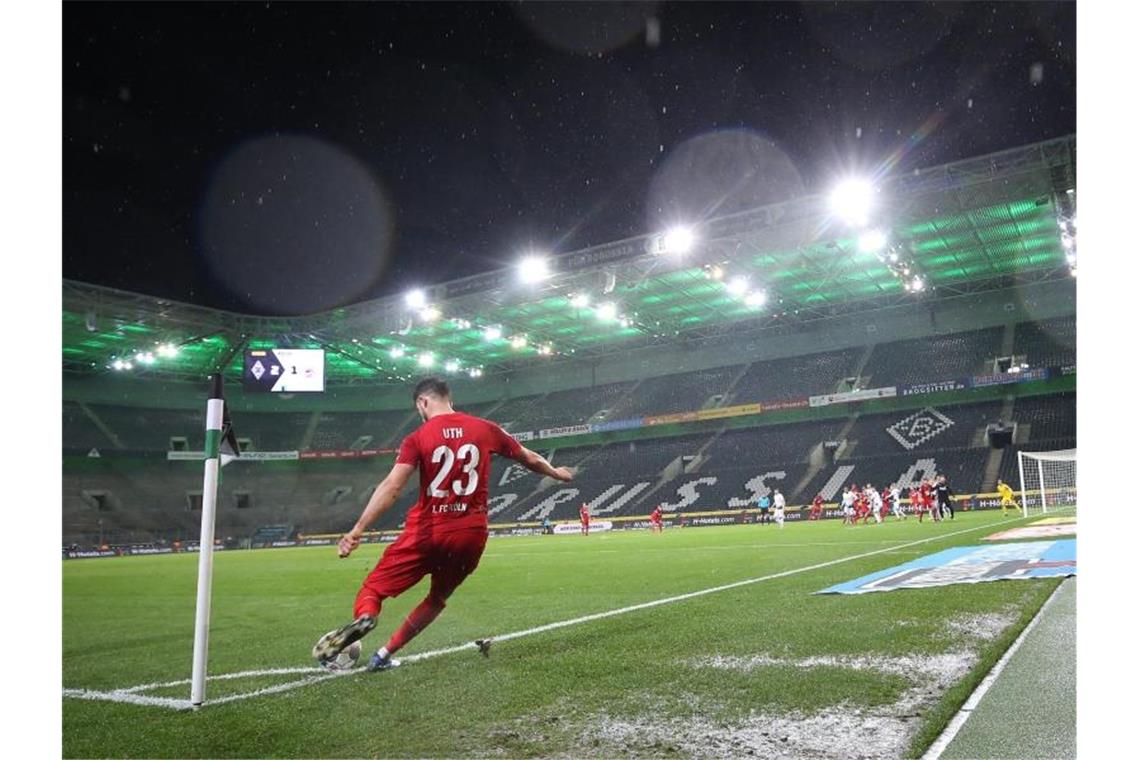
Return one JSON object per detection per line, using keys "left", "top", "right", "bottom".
{"left": 650, "top": 504, "right": 663, "bottom": 533}
{"left": 809, "top": 494, "right": 824, "bottom": 521}
{"left": 579, "top": 503, "right": 590, "bottom": 536}
{"left": 312, "top": 377, "right": 573, "bottom": 672}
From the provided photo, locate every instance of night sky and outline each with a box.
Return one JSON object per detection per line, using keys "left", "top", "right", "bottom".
{"left": 63, "top": 1, "right": 1076, "bottom": 316}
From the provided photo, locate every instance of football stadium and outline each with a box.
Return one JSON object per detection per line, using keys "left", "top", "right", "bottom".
{"left": 57, "top": 3, "right": 1082, "bottom": 759}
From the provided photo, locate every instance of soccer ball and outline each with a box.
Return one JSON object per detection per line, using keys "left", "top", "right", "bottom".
{"left": 313, "top": 632, "right": 362, "bottom": 672}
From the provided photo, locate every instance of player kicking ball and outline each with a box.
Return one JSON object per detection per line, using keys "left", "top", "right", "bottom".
{"left": 313, "top": 377, "right": 573, "bottom": 672}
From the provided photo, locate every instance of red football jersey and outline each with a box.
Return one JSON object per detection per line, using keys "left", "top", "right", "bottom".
{"left": 396, "top": 412, "right": 524, "bottom": 536}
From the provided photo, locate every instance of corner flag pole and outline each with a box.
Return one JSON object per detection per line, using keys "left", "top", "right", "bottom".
{"left": 190, "top": 374, "right": 226, "bottom": 708}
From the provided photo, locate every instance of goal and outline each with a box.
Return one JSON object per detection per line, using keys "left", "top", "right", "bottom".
{"left": 1017, "top": 449, "right": 1077, "bottom": 518}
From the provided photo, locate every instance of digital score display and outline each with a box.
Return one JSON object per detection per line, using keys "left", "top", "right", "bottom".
{"left": 243, "top": 349, "right": 325, "bottom": 392}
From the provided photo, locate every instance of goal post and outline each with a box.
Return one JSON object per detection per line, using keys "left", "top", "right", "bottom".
{"left": 1017, "top": 449, "right": 1077, "bottom": 518}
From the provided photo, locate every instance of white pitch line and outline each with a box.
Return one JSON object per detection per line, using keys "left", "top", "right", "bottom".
{"left": 64, "top": 515, "right": 1026, "bottom": 710}
{"left": 921, "top": 577, "right": 1070, "bottom": 759}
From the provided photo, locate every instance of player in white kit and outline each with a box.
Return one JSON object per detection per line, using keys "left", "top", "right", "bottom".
{"left": 867, "top": 485, "right": 883, "bottom": 524}
{"left": 772, "top": 489, "right": 786, "bottom": 528}
{"left": 889, "top": 484, "right": 906, "bottom": 520}
{"left": 841, "top": 487, "right": 856, "bottom": 525}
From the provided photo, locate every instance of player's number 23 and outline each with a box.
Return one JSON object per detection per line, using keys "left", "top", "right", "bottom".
{"left": 428, "top": 444, "right": 480, "bottom": 498}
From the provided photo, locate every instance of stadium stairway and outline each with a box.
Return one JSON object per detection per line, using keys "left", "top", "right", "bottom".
{"left": 78, "top": 401, "right": 125, "bottom": 450}
{"left": 980, "top": 395, "right": 1016, "bottom": 491}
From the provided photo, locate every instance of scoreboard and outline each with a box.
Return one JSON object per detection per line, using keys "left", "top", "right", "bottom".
{"left": 243, "top": 349, "right": 325, "bottom": 392}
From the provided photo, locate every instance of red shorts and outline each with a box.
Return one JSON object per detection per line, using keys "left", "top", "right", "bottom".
{"left": 357, "top": 527, "right": 488, "bottom": 605}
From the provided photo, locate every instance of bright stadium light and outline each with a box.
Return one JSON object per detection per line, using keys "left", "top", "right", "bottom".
{"left": 538, "top": 344, "right": 553, "bottom": 355}
{"left": 405, "top": 289, "right": 427, "bottom": 309}
{"left": 518, "top": 255, "right": 550, "bottom": 284}
{"left": 726, "top": 276, "right": 748, "bottom": 296}
{"left": 858, "top": 229, "right": 887, "bottom": 254}
{"left": 419, "top": 305, "right": 442, "bottom": 322}
{"left": 829, "top": 178, "right": 875, "bottom": 227}
{"left": 417, "top": 352, "right": 434, "bottom": 368}
{"left": 157, "top": 343, "right": 179, "bottom": 358}
{"left": 510, "top": 335, "right": 528, "bottom": 349}
{"left": 483, "top": 325, "right": 503, "bottom": 341}
{"left": 112, "top": 359, "right": 126, "bottom": 371}
{"left": 1061, "top": 234, "right": 1073, "bottom": 250}
{"left": 135, "top": 352, "right": 156, "bottom": 365}
{"left": 662, "top": 225, "right": 695, "bottom": 255}
{"left": 390, "top": 345, "right": 406, "bottom": 359}
{"left": 468, "top": 367, "right": 483, "bottom": 378}
{"left": 570, "top": 293, "right": 590, "bottom": 308}
{"left": 745, "top": 291, "right": 768, "bottom": 308}
{"left": 596, "top": 302, "right": 618, "bottom": 321}
{"left": 911, "top": 276, "right": 925, "bottom": 292}
{"left": 444, "top": 359, "right": 460, "bottom": 372}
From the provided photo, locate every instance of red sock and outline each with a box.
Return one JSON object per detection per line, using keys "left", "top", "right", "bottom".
{"left": 385, "top": 595, "right": 446, "bottom": 654}
{"left": 354, "top": 585, "right": 383, "bottom": 619}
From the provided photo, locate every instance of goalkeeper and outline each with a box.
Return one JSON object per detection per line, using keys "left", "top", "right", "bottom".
{"left": 996, "top": 478, "right": 1020, "bottom": 516}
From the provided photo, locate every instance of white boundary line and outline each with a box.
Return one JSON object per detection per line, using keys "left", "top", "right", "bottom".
{"left": 921, "top": 576, "right": 1072, "bottom": 759}
{"left": 64, "top": 516, "right": 1028, "bottom": 711}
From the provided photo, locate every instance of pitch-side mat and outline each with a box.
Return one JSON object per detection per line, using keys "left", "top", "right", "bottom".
{"left": 816, "top": 539, "right": 1076, "bottom": 595}
{"left": 64, "top": 517, "right": 1031, "bottom": 711}
{"left": 984, "top": 516, "right": 1076, "bottom": 541}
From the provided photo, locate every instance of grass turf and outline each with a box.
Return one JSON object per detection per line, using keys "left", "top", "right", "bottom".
{"left": 63, "top": 509, "right": 1063, "bottom": 758}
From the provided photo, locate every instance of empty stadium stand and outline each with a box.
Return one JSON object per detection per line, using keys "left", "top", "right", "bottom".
{"left": 731, "top": 347, "right": 863, "bottom": 401}
{"left": 865, "top": 327, "right": 1005, "bottom": 386}
{"left": 607, "top": 366, "right": 741, "bottom": 417}
{"left": 1014, "top": 316, "right": 1076, "bottom": 368}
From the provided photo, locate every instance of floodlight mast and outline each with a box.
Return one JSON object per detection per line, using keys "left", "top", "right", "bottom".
{"left": 190, "top": 374, "right": 225, "bottom": 708}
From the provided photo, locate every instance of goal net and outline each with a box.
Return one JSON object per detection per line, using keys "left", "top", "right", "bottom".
{"left": 1017, "top": 449, "right": 1077, "bottom": 518}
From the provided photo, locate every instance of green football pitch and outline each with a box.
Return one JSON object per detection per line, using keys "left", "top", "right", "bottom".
{"left": 63, "top": 510, "right": 1063, "bottom": 758}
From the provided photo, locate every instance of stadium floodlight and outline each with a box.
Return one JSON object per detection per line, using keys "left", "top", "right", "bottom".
{"left": 857, "top": 229, "right": 887, "bottom": 254}
{"left": 444, "top": 359, "right": 460, "bottom": 372}
{"left": 596, "top": 302, "right": 618, "bottom": 321}
{"left": 538, "top": 344, "right": 553, "bottom": 355}
{"left": 135, "top": 352, "right": 156, "bottom": 365}
{"left": 510, "top": 335, "right": 528, "bottom": 349}
{"left": 111, "top": 359, "right": 126, "bottom": 371}
{"left": 707, "top": 264, "right": 724, "bottom": 280}
{"left": 661, "top": 225, "right": 695, "bottom": 255}
{"left": 518, "top": 254, "right": 550, "bottom": 284}
{"left": 888, "top": 251, "right": 899, "bottom": 263}
{"left": 744, "top": 291, "right": 768, "bottom": 308}
{"left": 726, "top": 276, "right": 748, "bottom": 296}
{"left": 468, "top": 367, "right": 483, "bottom": 378}
{"left": 1061, "top": 234, "right": 1073, "bottom": 250}
{"left": 452, "top": 318, "right": 472, "bottom": 330}
{"left": 911, "top": 276, "right": 925, "bottom": 292}
{"left": 417, "top": 352, "right": 434, "bottom": 367}
{"left": 570, "top": 293, "right": 590, "bottom": 308}
{"left": 419, "top": 305, "right": 442, "bottom": 322}
{"left": 390, "top": 345, "right": 406, "bottom": 359}
{"left": 619, "top": 317, "right": 630, "bottom": 328}
{"left": 483, "top": 325, "right": 503, "bottom": 341}
{"left": 157, "top": 343, "right": 179, "bottom": 358}
{"left": 829, "top": 177, "right": 875, "bottom": 227}
{"left": 405, "top": 289, "right": 427, "bottom": 309}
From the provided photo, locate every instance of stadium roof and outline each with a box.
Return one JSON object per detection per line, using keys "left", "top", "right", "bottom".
{"left": 64, "top": 135, "right": 1076, "bottom": 386}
